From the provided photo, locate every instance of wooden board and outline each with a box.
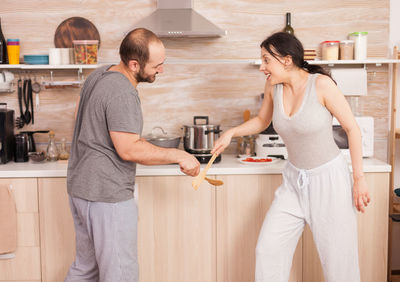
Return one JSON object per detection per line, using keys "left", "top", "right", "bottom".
{"left": 54, "top": 17, "right": 101, "bottom": 48}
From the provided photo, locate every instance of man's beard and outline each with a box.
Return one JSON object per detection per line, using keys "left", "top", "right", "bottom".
{"left": 135, "top": 69, "right": 157, "bottom": 83}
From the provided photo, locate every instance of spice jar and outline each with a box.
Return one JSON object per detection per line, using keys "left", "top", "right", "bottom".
{"left": 348, "top": 32, "right": 368, "bottom": 60}
{"left": 321, "top": 41, "right": 340, "bottom": 61}
{"left": 339, "top": 40, "right": 354, "bottom": 60}
{"left": 73, "top": 40, "right": 98, "bottom": 64}
{"left": 58, "top": 138, "right": 70, "bottom": 160}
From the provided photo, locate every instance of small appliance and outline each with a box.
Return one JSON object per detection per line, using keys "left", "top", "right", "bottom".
{"left": 183, "top": 116, "right": 222, "bottom": 164}
{"left": 255, "top": 123, "right": 288, "bottom": 159}
{"left": 332, "top": 116, "right": 374, "bottom": 157}
{"left": 0, "top": 103, "right": 15, "bottom": 164}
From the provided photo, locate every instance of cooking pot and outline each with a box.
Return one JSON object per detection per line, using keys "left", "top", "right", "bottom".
{"left": 145, "top": 126, "right": 181, "bottom": 148}
{"left": 183, "top": 116, "right": 221, "bottom": 154}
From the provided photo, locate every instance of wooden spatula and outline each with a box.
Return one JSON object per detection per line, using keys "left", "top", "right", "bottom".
{"left": 192, "top": 153, "right": 218, "bottom": 190}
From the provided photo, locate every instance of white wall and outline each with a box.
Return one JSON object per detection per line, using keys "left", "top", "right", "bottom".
{"left": 390, "top": 0, "right": 400, "bottom": 270}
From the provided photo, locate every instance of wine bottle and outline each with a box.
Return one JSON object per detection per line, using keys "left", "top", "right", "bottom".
{"left": 0, "top": 17, "right": 9, "bottom": 64}
{"left": 283, "top": 12, "right": 294, "bottom": 35}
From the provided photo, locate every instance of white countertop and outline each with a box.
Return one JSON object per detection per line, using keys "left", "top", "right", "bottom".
{"left": 0, "top": 154, "right": 391, "bottom": 178}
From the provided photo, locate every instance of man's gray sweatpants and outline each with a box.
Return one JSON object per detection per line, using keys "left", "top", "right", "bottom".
{"left": 64, "top": 196, "right": 139, "bottom": 282}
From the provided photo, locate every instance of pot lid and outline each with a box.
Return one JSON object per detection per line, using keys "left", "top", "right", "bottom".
{"left": 145, "top": 126, "right": 180, "bottom": 141}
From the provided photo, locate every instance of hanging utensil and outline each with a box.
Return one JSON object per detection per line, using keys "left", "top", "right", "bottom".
{"left": 32, "top": 76, "right": 40, "bottom": 111}
{"left": 22, "top": 79, "right": 31, "bottom": 124}
{"left": 15, "top": 79, "right": 24, "bottom": 129}
{"left": 29, "top": 79, "right": 34, "bottom": 124}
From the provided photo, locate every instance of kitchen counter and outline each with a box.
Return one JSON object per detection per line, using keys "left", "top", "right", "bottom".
{"left": 0, "top": 154, "right": 391, "bottom": 178}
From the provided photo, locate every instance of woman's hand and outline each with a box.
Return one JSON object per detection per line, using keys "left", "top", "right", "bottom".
{"left": 353, "top": 175, "right": 371, "bottom": 213}
{"left": 211, "top": 130, "right": 235, "bottom": 155}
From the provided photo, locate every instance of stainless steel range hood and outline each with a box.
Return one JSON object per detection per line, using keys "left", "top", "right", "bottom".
{"left": 133, "top": 0, "right": 227, "bottom": 37}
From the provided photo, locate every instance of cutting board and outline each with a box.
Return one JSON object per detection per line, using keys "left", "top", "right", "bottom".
{"left": 54, "top": 17, "right": 101, "bottom": 48}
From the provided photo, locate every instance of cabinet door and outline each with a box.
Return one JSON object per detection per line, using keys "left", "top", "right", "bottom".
{"left": 136, "top": 176, "right": 216, "bottom": 282}
{"left": 302, "top": 172, "right": 389, "bottom": 282}
{"left": 38, "top": 178, "right": 75, "bottom": 282}
{"left": 0, "top": 178, "right": 41, "bottom": 281}
{"left": 216, "top": 174, "right": 302, "bottom": 282}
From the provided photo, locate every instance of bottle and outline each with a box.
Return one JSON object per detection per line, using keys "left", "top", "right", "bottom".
{"left": 0, "top": 17, "right": 9, "bottom": 64}
{"left": 46, "top": 130, "right": 59, "bottom": 161}
{"left": 58, "top": 138, "right": 70, "bottom": 160}
{"left": 283, "top": 12, "right": 294, "bottom": 35}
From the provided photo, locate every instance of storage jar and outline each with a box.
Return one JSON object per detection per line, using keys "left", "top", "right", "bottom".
{"left": 348, "top": 32, "right": 368, "bottom": 60}
{"left": 321, "top": 41, "right": 339, "bottom": 61}
{"left": 339, "top": 40, "right": 354, "bottom": 60}
{"left": 73, "top": 40, "right": 98, "bottom": 64}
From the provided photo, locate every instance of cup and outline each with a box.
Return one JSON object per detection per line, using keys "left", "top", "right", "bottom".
{"left": 49, "top": 48, "right": 61, "bottom": 65}
{"left": 7, "top": 39, "right": 20, "bottom": 64}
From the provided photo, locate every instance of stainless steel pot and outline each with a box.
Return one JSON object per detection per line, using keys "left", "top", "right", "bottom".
{"left": 183, "top": 116, "right": 221, "bottom": 154}
{"left": 145, "top": 126, "right": 181, "bottom": 148}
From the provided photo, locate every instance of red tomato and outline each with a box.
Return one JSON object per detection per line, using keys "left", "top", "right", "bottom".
{"left": 243, "top": 157, "right": 272, "bottom": 162}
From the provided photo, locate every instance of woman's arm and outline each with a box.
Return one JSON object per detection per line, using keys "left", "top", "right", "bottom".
{"left": 211, "top": 80, "right": 274, "bottom": 155}
{"left": 316, "top": 75, "right": 371, "bottom": 212}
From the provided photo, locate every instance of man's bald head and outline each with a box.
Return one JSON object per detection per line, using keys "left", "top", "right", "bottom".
{"left": 119, "top": 28, "right": 163, "bottom": 69}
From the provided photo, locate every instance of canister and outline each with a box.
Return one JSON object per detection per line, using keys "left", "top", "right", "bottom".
{"left": 6, "top": 39, "right": 19, "bottom": 64}
{"left": 73, "top": 40, "right": 98, "bottom": 64}
{"left": 321, "top": 41, "right": 340, "bottom": 61}
{"left": 348, "top": 32, "right": 368, "bottom": 60}
{"left": 339, "top": 40, "right": 354, "bottom": 60}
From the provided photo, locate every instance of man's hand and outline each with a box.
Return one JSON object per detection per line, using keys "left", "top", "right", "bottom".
{"left": 178, "top": 152, "right": 200, "bottom": 177}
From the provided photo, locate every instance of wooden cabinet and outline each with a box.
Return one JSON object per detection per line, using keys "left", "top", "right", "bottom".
{"left": 136, "top": 176, "right": 216, "bottom": 282}
{"left": 216, "top": 174, "right": 302, "bottom": 282}
{"left": 0, "top": 178, "right": 41, "bottom": 282}
{"left": 38, "top": 178, "right": 75, "bottom": 282}
{"left": 302, "top": 172, "right": 389, "bottom": 282}
{"left": 9, "top": 171, "right": 387, "bottom": 282}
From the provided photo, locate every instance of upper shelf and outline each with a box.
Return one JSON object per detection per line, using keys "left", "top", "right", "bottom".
{"left": 0, "top": 64, "right": 99, "bottom": 71}
{"left": 252, "top": 58, "right": 400, "bottom": 66}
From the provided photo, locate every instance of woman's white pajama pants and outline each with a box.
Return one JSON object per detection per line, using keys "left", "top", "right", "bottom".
{"left": 255, "top": 154, "right": 360, "bottom": 282}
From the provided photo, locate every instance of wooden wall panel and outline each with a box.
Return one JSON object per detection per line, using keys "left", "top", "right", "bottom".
{"left": 0, "top": 0, "right": 391, "bottom": 161}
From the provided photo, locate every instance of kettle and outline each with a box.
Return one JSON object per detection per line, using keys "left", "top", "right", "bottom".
{"left": 20, "top": 130, "right": 49, "bottom": 152}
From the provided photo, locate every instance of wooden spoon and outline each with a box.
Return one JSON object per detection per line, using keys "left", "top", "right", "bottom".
{"left": 243, "top": 109, "right": 250, "bottom": 122}
{"left": 205, "top": 177, "right": 224, "bottom": 186}
{"left": 192, "top": 153, "right": 218, "bottom": 190}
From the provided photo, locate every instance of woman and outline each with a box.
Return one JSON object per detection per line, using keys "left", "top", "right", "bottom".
{"left": 211, "top": 32, "right": 371, "bottom": 282}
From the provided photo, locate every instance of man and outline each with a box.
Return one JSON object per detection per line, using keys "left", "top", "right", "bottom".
{"left": 65, "top": 28, "right": 200, "bottom": 282}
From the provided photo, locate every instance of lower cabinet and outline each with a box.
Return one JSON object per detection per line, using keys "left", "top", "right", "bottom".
{"left": 14, "top": 172, "right": 388, "bottom": 282}
{"left": 38, "top": 178, "right": 75, "bottom": 282}
{"left": 0, "top": 178, "right": 41, "bottom": 282}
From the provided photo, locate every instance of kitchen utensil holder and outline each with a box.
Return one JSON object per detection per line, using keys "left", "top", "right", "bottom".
{"left": 41, "top": 70, "right": 83, "bottom": 89}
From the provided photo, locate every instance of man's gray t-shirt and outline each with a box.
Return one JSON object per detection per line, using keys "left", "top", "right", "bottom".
{"left": 67, "top": 65, "right": 143, "bottom": 203}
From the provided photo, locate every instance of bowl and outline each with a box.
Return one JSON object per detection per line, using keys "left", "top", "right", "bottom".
{"left": 28, "top": 151, "right": 46, "bottom": 162}
{"left": 23, "top": 55, "right": 49, "bottom": 65}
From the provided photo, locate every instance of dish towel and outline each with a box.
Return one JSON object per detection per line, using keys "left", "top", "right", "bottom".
{"left": 0, "top": 184, "right": 17, "bottom": 258}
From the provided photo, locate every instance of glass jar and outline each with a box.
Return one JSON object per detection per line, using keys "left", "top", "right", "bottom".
{"left": 73, "top": 40, "right": 98, "bottom": 64}
{"left": 58, "top": 138, "right": 70, "bottom": 160}
{"left": 339, "top": 40, "right": 354, "bottom": 60}
{"left": 46, "top": 130, "right": 59, "bottom": 161}
{"left": 348, "top": 32, "right": 368, "bottom": 60}
{"left": 321, "top": 41, "right": 340, "bottom": 61}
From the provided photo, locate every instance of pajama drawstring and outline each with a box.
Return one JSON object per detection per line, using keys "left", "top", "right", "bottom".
{"left": 297, "top": 169, "right": 309, "bottom": 190}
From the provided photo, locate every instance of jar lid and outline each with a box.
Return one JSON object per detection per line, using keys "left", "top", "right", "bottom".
{"left": 321, "top": 40, "right": 340, "bottom": 44}
{"left": 349, "top": 32, "right": 368, "bottom": 36}
{"left": 72, "top": 40, "right": 99, "bottom": 44}
{"left": 340, "top": 40, "right": 354, "bottom": 44}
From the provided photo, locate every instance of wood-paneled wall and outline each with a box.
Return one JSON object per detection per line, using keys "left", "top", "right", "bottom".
{"left": 0, "top": 0, "right": 390, "bottom": 161}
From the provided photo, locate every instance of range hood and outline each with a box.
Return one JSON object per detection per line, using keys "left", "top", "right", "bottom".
{"left": 133, "top": 0, "right": 226, "bottom": 37}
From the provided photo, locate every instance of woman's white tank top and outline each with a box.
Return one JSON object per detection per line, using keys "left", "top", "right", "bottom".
{"left": 272, "top": 73, "right": 340, "bottom": 169}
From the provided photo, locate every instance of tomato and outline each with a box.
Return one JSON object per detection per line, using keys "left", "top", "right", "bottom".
{"left": 243, "top": 157, "right": 272, "bottom": 162}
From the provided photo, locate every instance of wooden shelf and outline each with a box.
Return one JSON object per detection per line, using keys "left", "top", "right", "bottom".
{"left": 252, "top": 58, "right": 400, "bottom": 66}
